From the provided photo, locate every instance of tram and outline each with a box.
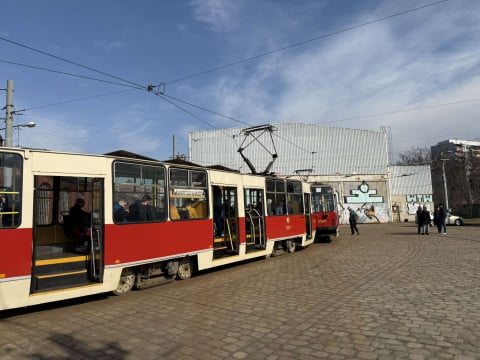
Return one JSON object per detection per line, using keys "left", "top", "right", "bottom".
{"left": 0, "top": 148, "right": 315, "bottom": 311}
{"left": 311, "top": 184, "right": 340, "bottom": 238}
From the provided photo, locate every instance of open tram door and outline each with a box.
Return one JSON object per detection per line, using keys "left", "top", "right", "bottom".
{"left": 212, "top": 185, "right": 239, "bottom": 258}
{"left": 244, "top": 188, "right": 266, "bottom": 253}
{"left": 31, "top": 176, "right": 104, "bottom": 294}
{"left": 304, "top": 193, "right": 313, "bottom": 239}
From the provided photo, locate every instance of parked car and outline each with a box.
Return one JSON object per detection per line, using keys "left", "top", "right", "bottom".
{"left": 446, "top": 212, "right": 464, "bottom": 226}
{"left": 429, "top": 211, "right": 464, "bottom": 226}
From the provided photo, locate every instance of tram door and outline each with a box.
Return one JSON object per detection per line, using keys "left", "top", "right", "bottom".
{"left": 31, "top": 176, "right": 104, "bottom": 294}
{"left": 212, "top": 186, "right": 239, "bottom": 258}
{"left": 304, "top": 193, "right": 313, "bottom": 239}
{"left": 244, "top": 188, "right": 266, "bottom": 252}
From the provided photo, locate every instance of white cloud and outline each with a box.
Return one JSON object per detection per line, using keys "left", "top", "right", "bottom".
{"left": 189, "top": 1, "right": 480, "bottom": 160}
{"left": 94, "top": 40, "right": 126, "bottom": 52}
{"left": 189, "top": 0, "right": 237, "bottom": 32}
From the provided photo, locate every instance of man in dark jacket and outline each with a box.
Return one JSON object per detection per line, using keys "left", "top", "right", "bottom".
{"left": 421, "top": 205, "right": 430, "bottom": 235}
{"left": 416, "top": 206, "right": 423, "bottom": 234}
{"left": 128, "top": 194, "right": 153, "bottom": 222}
{"left": 438, "top": 204, "right": 447, "bottom": 234}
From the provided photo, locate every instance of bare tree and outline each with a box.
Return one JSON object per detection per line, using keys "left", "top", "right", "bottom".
{"left": 396, "top": 147, "right": 432, "bottom": 165}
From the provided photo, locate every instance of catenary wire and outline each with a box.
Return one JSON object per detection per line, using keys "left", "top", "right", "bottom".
{"left": 161, "top": 94, "right": 252, "bottom": 127}
{"left": 0, "top": 59, "right": 144, "bottom": 90}
{"left": 165, "top": 0, "right": 449, "bottom": 85}
{"left": 14, "top": 89, "right": 139, "bottom": 112}
{"left": 151, "top": 92, "right": 235, "bottom": 138}
{"left": 322, "top": 97, "right": 480, "bottom": 125}
{"left": 0, "top": 36, "right": 145, "bottom": 89}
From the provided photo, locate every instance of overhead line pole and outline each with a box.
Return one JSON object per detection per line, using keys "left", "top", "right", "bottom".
{"left": 5, "top": 80, "right": 14, "bottom": 147}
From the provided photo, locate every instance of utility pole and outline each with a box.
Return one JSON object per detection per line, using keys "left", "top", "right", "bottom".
{"left": 5, "top": 80, "right": 14, "bottom": 147}
{"left": 440, "top": 152, "right": 450, "bottom": 211}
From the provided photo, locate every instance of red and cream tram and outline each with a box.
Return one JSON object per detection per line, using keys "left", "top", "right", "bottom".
{"left": 0, "top": 148, "right": 315, "bottom": 311}
{"left": 311, "top": 184, "right": 340, "bottom": 238}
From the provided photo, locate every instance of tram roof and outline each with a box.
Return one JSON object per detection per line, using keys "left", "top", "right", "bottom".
{"left": 104, "top": 150, "right": 159, "bottom": 161}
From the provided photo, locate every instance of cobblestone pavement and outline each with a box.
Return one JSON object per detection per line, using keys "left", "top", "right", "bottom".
{"left": 1, "top": 223, "right": 480, "bottom": 360}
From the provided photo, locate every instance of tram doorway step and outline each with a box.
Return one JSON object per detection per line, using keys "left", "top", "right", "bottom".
{"left": 32, "top": 253, "right": 92, "bottom": 293}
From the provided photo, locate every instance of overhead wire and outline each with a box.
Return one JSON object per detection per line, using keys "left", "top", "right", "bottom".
{"left": 160, "top": 93, "right": 252, "bottom": 127}
{"left": 0, "top": 0, "right": 460, "bottom": 162}
{"left": 14, "top": 89, "right": 139, "bottom": 112}
{"left": 0, "top": 58, "right": 144, "bottom": 90}
{"left": 321, "top": 97, "right": 480, "bottom": 125}
{"left": 0, "top": 35, "right": 145, "bottom": 89}
{"left": 151, "top": 92, "right": 233, "bottom": 137}
{"left": 165, "top": 0, "right": 449, "bottom": 85}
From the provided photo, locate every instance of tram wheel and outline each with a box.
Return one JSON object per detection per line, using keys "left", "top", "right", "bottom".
{"left": 286, "top": 240, "right": 296, "bottom": 253}
{"left": 177, "top": 258, "right": 193, "bottom": 280}
{"left": 113, "top": 268, "right": 136, "bottom": 295}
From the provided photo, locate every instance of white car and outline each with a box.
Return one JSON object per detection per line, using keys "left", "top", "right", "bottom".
{"left": 446, "top": 213, "right": 464, "bottom": 226}
{"left": 429, "top": 212, "right": 464, "bottom": 226}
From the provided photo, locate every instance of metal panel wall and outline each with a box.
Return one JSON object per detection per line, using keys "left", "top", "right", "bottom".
{"left": 389, "top": 165, "right": 432, "bottom": 195}
{"left": 189, "top": 123, "right": 389, "bottom": 176}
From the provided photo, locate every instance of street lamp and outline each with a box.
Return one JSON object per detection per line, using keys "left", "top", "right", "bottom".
{"left": 0, "top": 121, "right": 36, "bottom": 147}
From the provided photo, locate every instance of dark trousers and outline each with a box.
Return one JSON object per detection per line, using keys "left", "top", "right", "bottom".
{"left": 349, "top": 220, "right": 359, "bottom": 234}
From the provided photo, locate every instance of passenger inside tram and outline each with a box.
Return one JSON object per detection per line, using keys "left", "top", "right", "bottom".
{"left": 127, "top": 194, "right": 153, "bottom": 221}
{"left": 184, "top": 199, "right": 198, "bottom": 218}
{"left": 169, "top": 198, "right": 180, "bottom": 220}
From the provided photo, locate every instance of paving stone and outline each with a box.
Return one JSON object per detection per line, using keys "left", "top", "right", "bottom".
{"left": 1, "top": 223, "right": 480, "bottom": 359}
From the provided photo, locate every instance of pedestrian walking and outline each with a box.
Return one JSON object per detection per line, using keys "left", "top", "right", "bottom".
{"left": 348, "top": 207, "right": 359, "bottom": 236}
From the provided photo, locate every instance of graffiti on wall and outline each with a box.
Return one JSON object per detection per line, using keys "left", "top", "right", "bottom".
{"left": 406, "top": 194, "right": 433, "bottom": 203}
{"left": 406, "top": 194, "right": 433, "bottom": 215}
{"left": 345, "top": 181, "right": 384, "bottom": 204}
{"left": 344, "top": 181, "right": 388, "bottom": 223}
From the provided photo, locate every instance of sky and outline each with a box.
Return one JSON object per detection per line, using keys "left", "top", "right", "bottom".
{"left": 1, "top": 0, "right": 479, "bottom": 163}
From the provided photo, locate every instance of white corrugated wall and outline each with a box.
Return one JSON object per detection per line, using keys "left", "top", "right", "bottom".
{"left": 189, "top": 123, "right": 389, "bottom": 176}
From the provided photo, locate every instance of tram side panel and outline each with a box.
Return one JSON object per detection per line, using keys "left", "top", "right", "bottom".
{"left": 0, "top": 229, "right": 32, "bottom": 310}
{"left": 103, "top": 220, "right": 213, "bottom": 266}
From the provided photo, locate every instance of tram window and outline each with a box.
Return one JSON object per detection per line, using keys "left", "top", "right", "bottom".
{"left": 275, "top": 180, "right": 285, "bottom": 193}
{"left": 36, "top": 182, "right": 53, "bottom": 225}
{"left": 266, "top": 180, "right": 275, "bottom": 192}
{"left": 244, "top": 188, "right": 264, "bottom": 215}
{"left": 266, "top": 179, "right": 288, "bottom": 216}
{"left": 0, "top": 153, "right": 23, "bottom": 228}
{"left": 287, "top": 181, "right": 302, "bottom": 194}
{"left": 273, "top": 194, "right": 286, "bottom": 215}
{"left": 287, "top": 193, "right": 303, "bottom": 214}
{"left": 169, "top": 167, "right": 208, "bottom": 220}
{"left": 191, "top": 171, "right": 206, "bottom": 187}
{"left": 113, "top": 161, "right": 166, "bottom": 223}
{"left": 170, "top": 168, "right": 188, "bottom": 187}
{"left": 312, "top": 187, "right": 335, "bottom": 212}
{"left": 286, "top": 181, "right": 303, "bottom": 215}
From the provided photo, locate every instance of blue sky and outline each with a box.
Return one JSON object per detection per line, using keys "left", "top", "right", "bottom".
{"left": 1, "top": 0, "right": 479, "bottom": 162}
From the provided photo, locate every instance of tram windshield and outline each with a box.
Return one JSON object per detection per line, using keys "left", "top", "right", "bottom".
{"left": 312, "top": 186, "right": 335, "bottom": 213}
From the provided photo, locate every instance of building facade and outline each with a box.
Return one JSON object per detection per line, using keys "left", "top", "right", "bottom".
{"left": 388, "top": 165, "right": 433, "bottom": 223}
{"left": 431, "top": 139, "right": 480, "bottom": 217}
{"left": 189, "top": 123, "right": 434, "bottom": 224}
